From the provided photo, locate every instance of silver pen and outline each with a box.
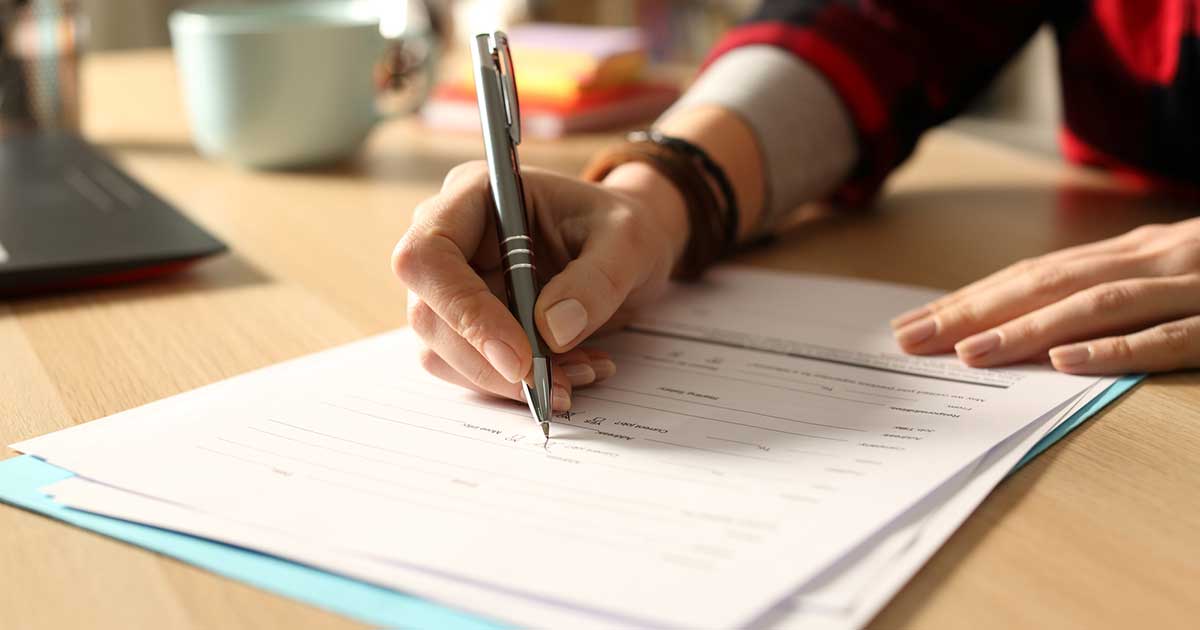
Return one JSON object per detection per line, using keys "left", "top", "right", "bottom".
{"left": 471, "top": 31, "right": 553, "bottom": 441}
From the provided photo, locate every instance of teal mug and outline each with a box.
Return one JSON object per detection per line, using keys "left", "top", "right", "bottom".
{"left": 169, "top": 0, "right": 436, "bottom": 169}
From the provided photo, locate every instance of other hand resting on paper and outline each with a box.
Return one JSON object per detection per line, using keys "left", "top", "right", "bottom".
{"left": 892, "top": 218, "right": 1200, "bottom": 374}
{"left": 392, "top": 161, "right": 688, "bottom": 410}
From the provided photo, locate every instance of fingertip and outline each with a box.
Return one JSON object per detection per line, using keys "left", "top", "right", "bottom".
{"left": 537, "top": 248, "right": 639, "bottom": 353}
{"left": 893, "top": 318, "right": 938, "bottom": 350}
{"left": 1050, "top": 343, "right": 1091, "bottom": 364}
{"left": 1049, "top": 343, "right": 1094, "bottom": 373}
{"left": 562, "top": 362, "right": 596, "bottom": 387}
{"left": 539, "top": 297, "right": 589, "bottom": 351}
{"left": 390, "top": 234, "right": 416, "bottom": 282}
{"left": 556, "top": 347, "right": 597, "bottom": 387}
{"left": 956, "top": 352, "right": 993, "bottom": 369}
{"left": 591, "top": 357, "right": 616, "bottom": 381}
{"left": 551, "top": 385, "right": 572, "bottom": 411}
{"left": 562, "top": 347, "right": 615, "bottom": 384}
{"left": 441, "top": 161, "right": 487, "bottom": 191}
{"left": 954, "top": 330, "right": 1004, "bottom": 366}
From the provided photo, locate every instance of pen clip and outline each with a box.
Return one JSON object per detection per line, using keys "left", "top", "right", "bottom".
{"left": 490, "top": 31, "right": 521, "bottom": 146}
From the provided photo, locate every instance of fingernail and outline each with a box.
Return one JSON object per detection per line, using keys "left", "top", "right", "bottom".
{"left": 895, "top": 318, "right": 937, "bottom": 346}
{"left": 956, "top": 330, "right": 1002, "bottom": 359}
{"left": 563, "top": 363, "right": 596, "bottom": 386}
{"left": 591, "top": 358, "right": 617, "bottom": 381}
{"left": 891, "top": 306, "right": 930, "bottom": 329}
{"left": 544, "top": 299, "right": 588, "bottom": 347}
{"left": 1050, "top": 343, "right": 1092, "bottom": 367}
{"left": 551, "top": 386, "right": 571, "bottom": 411}
{"left": 482, "top": 339, "right": 523, "bottom": 383}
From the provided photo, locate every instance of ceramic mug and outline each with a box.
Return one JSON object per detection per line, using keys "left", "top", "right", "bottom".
{"left": 169, "top": 0, "right": 435, "bottom": 169}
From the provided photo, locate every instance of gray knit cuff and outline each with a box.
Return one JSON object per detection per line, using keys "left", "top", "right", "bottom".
{"left": 656, "top": 45, "right": 858, "bottom": 232}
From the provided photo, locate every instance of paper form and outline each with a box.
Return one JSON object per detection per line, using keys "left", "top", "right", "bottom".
{"left": 14, "top": 268, "right": 1100, "bottom": 628}
{"left": 781, "top": 379, "right": 1113, "bottom": 624}
{"left": 43, "top": 382, "right": 1110, "bottom": 630}
{"left": 42, "top": 476, "right": 630, "bottom": 630}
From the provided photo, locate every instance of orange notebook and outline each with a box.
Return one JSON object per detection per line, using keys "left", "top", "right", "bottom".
{"left": 421, "top": 83, "right": 680, "bottom": 139}
{"left": 452, "top": 24, "right": 649, "bottom": 100}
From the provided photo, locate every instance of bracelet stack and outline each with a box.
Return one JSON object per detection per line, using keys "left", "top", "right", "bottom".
{"left": 581, "top": 130, "right": 740, "bottom": 280}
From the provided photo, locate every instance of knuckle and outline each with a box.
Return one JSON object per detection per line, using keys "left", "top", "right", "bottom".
{"left": 589, "top": 256, "right": 626, "bottom": 302}
{"left": 1006, "top": 316, "right": 1042, "bottom": 343}
{"left": 927, "top": 295, "right": 955, "bottom": 312}
{"left": 607, "top": 207, "right": 645, "bottom": 248}
{"left": 1026, "top": 267, "right": 1075, "bottom": 298}
{"left": 442, "top": 161, "right": 488, "bottom": 189}
{"left": 391, "top": 233, "right": 422, "bottom": 282}
{"left": 1010, "top": 257, "right": 1040, "bottom": 275}
{"left": 1160, "top": 236, "right": 1200, "bottom": 273}
{"left": 409, "top": 195, "right": 444, "bottom": 224}
{"left": 444, "top": 285, "right": 493, "bottom": 344}
{"left": 1154, "top": 321, "right": 1195, "bottom": 354}
{"left": 1106, "top": 336, "right": 1135, "bottom": 362}
{"left": 1116, "top": 249, "right": 1157, "bottom": 274}
{"left": 407, "top": 299, "right": 438, "bottom": 337}
{"left": 1129, "top": 223, "right": 1166, "bottom": 240}
{"left": 466, "top": 356, "right": 495, "bottom": 387}
{"left": 937, "top": 301, "right": 982, "bottom": 332}
{"left": 1085, "top": 283, "right": 1137, "bottom": 313}
{"left": 417, "top": 347, "right": 442, "bottom": 375}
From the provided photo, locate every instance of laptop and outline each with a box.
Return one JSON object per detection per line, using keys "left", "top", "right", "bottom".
{"left": 0, "top": 132, "right": 226, "bottom": 296}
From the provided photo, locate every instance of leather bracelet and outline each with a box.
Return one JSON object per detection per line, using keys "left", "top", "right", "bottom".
{"left": 628, "top": 130, "right": 740, "bottom": 246}
{"left": 581, "top": 135, "right": 734, "bottom": 280}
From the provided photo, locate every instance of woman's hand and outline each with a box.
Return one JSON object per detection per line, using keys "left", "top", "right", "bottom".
{"left": 891, "top": 217, "right": 1200, "bottom": 374}
{"left": 393, "top": 161, "right": 687, "bottom": 409}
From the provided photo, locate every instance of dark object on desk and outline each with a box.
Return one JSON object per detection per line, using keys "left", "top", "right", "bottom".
{"left": 0, "top": 132, "right": 226, "bottom": 296}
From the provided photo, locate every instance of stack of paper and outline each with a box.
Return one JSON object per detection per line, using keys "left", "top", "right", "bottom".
{"left": 10, "top": 268, "right": 1120, "bottom": 628}
{"left": 422, "top": 23, "right": 679, "bottom": 138}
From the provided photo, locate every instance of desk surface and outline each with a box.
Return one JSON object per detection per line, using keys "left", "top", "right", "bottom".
{"left": 2, "top": 51, "right": 1197, "bottom": 629}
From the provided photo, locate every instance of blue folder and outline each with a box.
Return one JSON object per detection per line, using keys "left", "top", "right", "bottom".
{"left": 0, "top": 375, "right": 1141, "bottom": 628}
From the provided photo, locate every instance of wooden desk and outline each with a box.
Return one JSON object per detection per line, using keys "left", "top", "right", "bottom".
{"left": 2, "top": 51, "right": 1197, "bottom": 629}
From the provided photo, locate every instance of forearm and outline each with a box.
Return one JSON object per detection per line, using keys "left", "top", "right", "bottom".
{"left": 600, "top": 46, "right": 858, "bottom": 247}
{"left": 654, "top": 104, "right": 766, "bottom": 242}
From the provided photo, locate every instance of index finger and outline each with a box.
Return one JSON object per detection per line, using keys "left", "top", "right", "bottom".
{"left": 393, "top": 164, "right": 533, "bottom": 384}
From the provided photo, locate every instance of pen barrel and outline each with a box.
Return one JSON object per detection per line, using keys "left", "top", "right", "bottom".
{"left": 496, "top": 217, "right": 550, "bottom": 359}
{"left": 473, "top": 33, "right": 550, "bottom": 362}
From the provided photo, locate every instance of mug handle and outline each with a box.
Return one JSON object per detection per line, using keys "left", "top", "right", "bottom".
{"left": 373, "top": 0, "right": 441, "bottom": 119}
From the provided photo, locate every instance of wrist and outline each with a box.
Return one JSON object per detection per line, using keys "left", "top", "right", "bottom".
{"left": 600, "top": 161, "right": 690, "bottom": 267}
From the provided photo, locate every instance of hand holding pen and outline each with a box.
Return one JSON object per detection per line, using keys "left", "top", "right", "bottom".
{"left": 391, "top": 35, "right": 690, "bottom": 423}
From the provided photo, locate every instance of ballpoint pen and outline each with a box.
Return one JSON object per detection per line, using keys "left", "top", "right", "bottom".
{"left": 471, "top": 31, "right": 554, "bottom": 441}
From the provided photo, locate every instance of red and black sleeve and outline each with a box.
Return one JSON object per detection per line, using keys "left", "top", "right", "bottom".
{"left": 708, "top": 1, "right": 1049, "bottom": 203}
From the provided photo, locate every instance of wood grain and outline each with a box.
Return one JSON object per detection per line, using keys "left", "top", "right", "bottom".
{"left": 1, "top": 51, "right": 1196, "bottom": 630}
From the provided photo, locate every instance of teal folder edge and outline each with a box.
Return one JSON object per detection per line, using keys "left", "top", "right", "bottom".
{"left": 0, "top": 375, "right": 1142, "bottom": 628}
{"left": 1010, "top": 374, "right": 1142, "bottom": 472}
{"left": 0, "top": 456, "right": 506, "bottom": 630}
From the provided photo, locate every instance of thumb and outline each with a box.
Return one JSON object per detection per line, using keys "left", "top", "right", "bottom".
{"left": 535, "top": 217, "right": 646, "bottom": 352}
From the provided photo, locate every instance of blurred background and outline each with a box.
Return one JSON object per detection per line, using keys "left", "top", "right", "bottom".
{"left": 81, "top": 0, "right": 1061, "bottom": 154}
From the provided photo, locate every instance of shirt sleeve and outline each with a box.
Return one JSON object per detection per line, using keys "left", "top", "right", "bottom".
{"left": 657, "top": 45, "right": 858, "bottom": 232}
{"left": 707, "top": 0, "right": 1048, "bottom": 205}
